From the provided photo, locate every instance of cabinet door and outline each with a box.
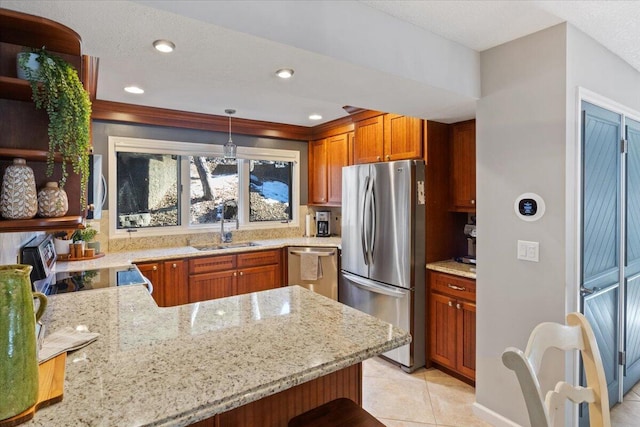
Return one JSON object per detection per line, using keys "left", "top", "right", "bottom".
{"left": 383, "top": 114, "right": 423, "bottom": 161}
{"left": 450, "top": 120, "right": 476, "bottom": 211}
{"left": 189, "top": 271, "right": 235, "bottom": 303}
{"left": 429, "top": 292, "right": 457, "bottom": 370}
{"left": 456, "top": 300, "right": 476, "bottom": 380}
{"left": 309, "top": 139, "right": 328, "bottom": 204}
{"left": 354, "top": 115, "right": 384, "bottom": 164}
{"left": 136, "top": 262, "right": 163, "bottom": 306}
{"left": 327, "top": 133, "right": 350, "bottom": 205}
{"left": 236, "top": 264, "right": 280, "bottom": 296}
{"left": 163, "top": 259, "right": 189, "bottom": 307}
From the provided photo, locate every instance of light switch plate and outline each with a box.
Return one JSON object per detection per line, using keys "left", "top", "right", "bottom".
{"left": 517, "top": 240, "right": 539, "bottom": 262}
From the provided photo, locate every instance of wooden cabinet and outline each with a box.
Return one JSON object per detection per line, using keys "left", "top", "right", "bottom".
{"left": 0, "top": 9, "right": 87, "bottom": 232}
{"left": 136, "top": 259, "right": 188, "bottom": 307}
{"left": 429, "top": 271, "right": 476, "bottom": 381}
{"left": 187, "top": 249, "right": 282, "bottom": 303}
{"left": 450, "top": 120, "right": 476, "bottom": 212}
{"left": 309, "top": 133, "right": 351, "bottom": 206}
{"left": 353, "top": 114, "right": 422, "bottom": 164}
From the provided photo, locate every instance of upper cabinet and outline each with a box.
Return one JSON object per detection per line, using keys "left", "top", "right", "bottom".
{"left": 353, "top": 113, "right": 422, "bottom": 164}
{"left": 450, "top": 120, "right": 476, "bottom": 212}
{"left": 0, "top": 9, "right": 87, "bottom": 232}
{"left": 309, "top": 132, "right": 352, "bottom": 206}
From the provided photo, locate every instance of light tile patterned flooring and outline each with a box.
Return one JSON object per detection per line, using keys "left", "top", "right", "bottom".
{"left": 362, "top": 357, "right": 491, "bottom": 427}
{"left": 363, "top": 356, "right": 639, "bottom": 426}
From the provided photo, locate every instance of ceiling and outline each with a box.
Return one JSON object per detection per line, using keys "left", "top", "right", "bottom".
{"left": 2, "top": 1, "right": 640, "bottom": 127}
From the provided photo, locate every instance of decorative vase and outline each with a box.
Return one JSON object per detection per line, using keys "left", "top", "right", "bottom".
{"left": 16, "top": 52, "right": 41, "bottom": 81}
{"left": 37, "top": 181, "right": 68, "bottom": 217}
{"left": 54, "top": 238, "right": 71, "bottom": 256}
{"left": 0, "top": 265, "right": 48, "bottom": 420}
{"left": 87, "top": 241, "right": 101, "bottom": 254}
{"left": 0, "top": 158, "right": 38, "bottom": 220}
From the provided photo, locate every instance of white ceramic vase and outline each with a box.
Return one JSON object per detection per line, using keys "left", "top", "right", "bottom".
{"left": 37, "top": 181, "right": 68, "bottom": 217}
{"left": 0, "top": 158, "right": 38, "bottom": 220}
{"left": 16, "top": 52, "right": 41, "bottom": 81}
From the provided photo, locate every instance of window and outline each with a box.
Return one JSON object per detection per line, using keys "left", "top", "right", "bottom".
{"left": 108, "top": 137, "right": 299, "bottom": 238}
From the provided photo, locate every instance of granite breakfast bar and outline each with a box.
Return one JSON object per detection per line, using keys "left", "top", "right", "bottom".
{"left": 26, "top": 285, "right": 410, "bottom": 426}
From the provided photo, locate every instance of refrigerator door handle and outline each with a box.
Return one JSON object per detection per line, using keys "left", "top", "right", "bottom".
{"left": 369, "top": 179, "right": 376, "bottom": 263}
{"left": 361, "top": 176, "right": 370, "bottom": 265}
{"left": 342, "top": 272, "right": 408, "bottom": 298}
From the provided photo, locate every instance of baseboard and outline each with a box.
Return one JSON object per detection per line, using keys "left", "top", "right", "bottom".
{"left": 472, "top": 402, "right": 523, "bottom": 427}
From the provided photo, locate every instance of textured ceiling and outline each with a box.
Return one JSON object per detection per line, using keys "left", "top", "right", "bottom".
{"left": 1, "top": 1, "right": 639, "bottom": 126}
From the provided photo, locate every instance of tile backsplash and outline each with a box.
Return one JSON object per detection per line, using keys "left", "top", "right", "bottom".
{"left": 0, "top": 231, "right": 41, "bottom": 265}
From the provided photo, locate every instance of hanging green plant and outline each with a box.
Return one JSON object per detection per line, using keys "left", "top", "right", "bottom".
{"left": 17, "top": 46, "right": 92, "bottom": 208}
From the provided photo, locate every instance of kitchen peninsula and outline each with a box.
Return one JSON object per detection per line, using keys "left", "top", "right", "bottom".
{"left": 26, "top": 285, "right": 409, "bottom": 426}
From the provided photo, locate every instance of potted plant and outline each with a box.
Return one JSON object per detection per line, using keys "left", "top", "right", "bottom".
{"left": 17, "top": 47, "right": 92, "bottom": 207}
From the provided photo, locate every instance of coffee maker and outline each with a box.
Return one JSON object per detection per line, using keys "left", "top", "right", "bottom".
{"left": 316, "top": 211, "right": 331, "bottom": 237}
{"left": 462, "top": 224, "right": 476, "bottom": 264}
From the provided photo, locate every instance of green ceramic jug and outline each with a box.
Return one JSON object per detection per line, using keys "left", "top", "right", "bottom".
{"left": 0, "top": 264, "right": 48, "bottom": 420}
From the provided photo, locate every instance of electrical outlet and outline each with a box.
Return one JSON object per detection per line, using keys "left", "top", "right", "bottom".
{"left": 517, "top": 240, "right": 539, "bottom": 262}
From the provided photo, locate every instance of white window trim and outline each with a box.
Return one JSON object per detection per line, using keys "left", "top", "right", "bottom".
{"left": 108, "top": 136, "right": 300, "bottom": 239}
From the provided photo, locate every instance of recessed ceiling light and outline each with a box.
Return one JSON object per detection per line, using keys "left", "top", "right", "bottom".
{"left": 153, "top": 39, "right": 175, "bottom": 53}
{"left": 309, "top": 114, "right": 322, "bottom": 121}
{"left": 276, "top": 68, "right": 294, "bottom": 79}
{"left": 124, "top": 86, "right": 144, "bottom": 94}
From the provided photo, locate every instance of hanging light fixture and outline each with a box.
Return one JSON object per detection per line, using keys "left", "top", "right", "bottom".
{"left": 223, "top": 109, "right": 237, "bottom": 161}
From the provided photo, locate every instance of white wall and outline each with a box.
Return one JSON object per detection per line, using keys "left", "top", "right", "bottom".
{"left": 475, "top": 24, "right": 568, "bottom": 426}
{"left": 476, "top": 22, "right": 640, "bottom": 427}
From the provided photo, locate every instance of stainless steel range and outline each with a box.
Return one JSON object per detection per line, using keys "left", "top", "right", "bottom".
{"left": 21, "top": 235, "right": 151, "bottom": 295}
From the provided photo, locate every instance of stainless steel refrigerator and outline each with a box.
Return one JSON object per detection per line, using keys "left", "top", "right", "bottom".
{"left": 339, "top": 159, "right": 426, "bottom": 372}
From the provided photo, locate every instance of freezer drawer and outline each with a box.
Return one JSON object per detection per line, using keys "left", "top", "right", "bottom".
{"left": 339, "top": 271, "right": 413, "bottom": 367}
{"left": 287, "top": 247, "right": 338, "bottom": 300}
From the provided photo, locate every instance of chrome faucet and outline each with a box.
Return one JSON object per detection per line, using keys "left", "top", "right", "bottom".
{"left": 220, "top": 199, "right": 238, "bottom": 243}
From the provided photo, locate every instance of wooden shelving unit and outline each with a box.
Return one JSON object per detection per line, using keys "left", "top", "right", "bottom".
{"left": 0, "top": 8, "right": 86, "bottom": 233}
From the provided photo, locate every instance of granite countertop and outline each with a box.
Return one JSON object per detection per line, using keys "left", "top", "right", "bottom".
{"left": 426, "top": 259, "right": 477, "bottom": 279}
{"left": 56, "top": 237, "right": 342, "bottom": 273}
{"left": 27, "top": 285, "right": 409, "bottom": 426}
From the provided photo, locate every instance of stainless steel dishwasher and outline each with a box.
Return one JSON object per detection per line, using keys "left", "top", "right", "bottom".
{"left": 287, "top": 247, "right": 338, "bottom": 300}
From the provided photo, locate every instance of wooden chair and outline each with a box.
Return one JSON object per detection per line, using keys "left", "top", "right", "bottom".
{"left": 502, "top": 312, "right": 610, "bottom": 427}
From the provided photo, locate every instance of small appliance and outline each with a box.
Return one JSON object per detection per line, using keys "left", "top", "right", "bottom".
{"left": 463, "top": 223, "right": 476, "bottom": 264}
{"left": 316, "top": 211, "right": 331, "bottom": 237}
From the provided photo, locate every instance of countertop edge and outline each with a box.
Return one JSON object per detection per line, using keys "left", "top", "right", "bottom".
{"left": 426, "top": 260, "right": 476, "bottom": 279}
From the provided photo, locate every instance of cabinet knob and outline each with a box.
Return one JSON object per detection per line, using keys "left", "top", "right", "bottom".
{"left": 172, "top": 263, "right": 177, "bottom": 268}
{"left": 233, "top": 272, "right": 237, "bottom": 277}
{"left": 471, "top": 200, "right": 475, "bottom": 205}
{"left": 239, "top": 271, "right": 244, "bottom": 276}
{"left": 152, "top": 266, "right": 157, "bottom": 271}
{"left": 385, "top": 155, "right": 390, "bottom": 160}
{"left": 448, "top": 301, "right": 453, "bottom": 307}
{"left": 456, "top": 303, "right": 462, "bottom": 310}
{"left": 377, "top": 156, "right": 381, "bottom": 161}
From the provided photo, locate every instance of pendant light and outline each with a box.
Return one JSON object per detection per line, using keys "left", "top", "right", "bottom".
{"left": 223, "top": 108, "right": 237, "bottom": 161}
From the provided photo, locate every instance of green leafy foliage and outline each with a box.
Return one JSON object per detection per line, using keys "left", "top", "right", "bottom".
{"left": 17, "top": 47, "right": 92, "bottom": 208}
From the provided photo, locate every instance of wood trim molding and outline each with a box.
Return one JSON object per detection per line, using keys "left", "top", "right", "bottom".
{"left": 91, "top": 100, "right": 313, "bottom": 141}
{"left": 310, "top": 115, "right": 354, "bottom": 140}
{"left": 82, "top": 55, "right": 99, "bottom": 101}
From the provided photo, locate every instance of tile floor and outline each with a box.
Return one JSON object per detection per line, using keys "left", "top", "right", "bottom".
{"left": 363, "top": 356, "right": 638, "bottom": 426}
{"left": 362, "top": 357, "right": 491, "bottom": 427}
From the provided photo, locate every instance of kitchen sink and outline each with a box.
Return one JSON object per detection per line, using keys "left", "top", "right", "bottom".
{"left": 192, "top": 242, "right": 260, "bottom": 251}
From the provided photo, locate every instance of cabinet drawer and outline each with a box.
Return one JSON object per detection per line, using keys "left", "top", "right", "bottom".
{"left": 237, "top": 249, "right": 280, "bottom": 268}
{"left": 430, "top": 271, "right": 476, "bottom": 302}
{"left": 190, "top": 255, "right": 236, "bottom": 275}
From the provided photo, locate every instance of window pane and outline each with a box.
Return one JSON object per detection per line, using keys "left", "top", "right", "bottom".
{"left": 189, "top": 156, "right": 238, "bottom": 225}
{"left": 249, "top": 160, "right": 292, "bottom": 222}
{"left": 116, "top": 153, "right": 179, "bottom": 228}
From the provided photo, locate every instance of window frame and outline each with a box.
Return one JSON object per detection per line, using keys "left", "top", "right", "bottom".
{"left": 108, "top": 136, "right": 300, "bottom": 239}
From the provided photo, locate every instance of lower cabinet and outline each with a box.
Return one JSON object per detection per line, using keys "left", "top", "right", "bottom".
{"left": 428, "top": 271, "right": 476, "bottom": 382}
{"left": 136, "top": 259, "right": 188, "bottom": 307}
{"left": 138, "top": 249, "right": 283, "bottom": 307}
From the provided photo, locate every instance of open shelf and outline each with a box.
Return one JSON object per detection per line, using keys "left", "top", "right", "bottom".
{"left": 0, "top": 147, "right": 63, "bottom": 162}
{"left": 0, "top": 215, "right": 84, "bottom": 233}
{"left": 0, "top": 76, "right": 33, "bottom": 101}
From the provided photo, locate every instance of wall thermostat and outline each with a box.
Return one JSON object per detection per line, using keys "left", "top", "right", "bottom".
{"left": 514, "top": 193, "right": 545, "bottom": 222}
